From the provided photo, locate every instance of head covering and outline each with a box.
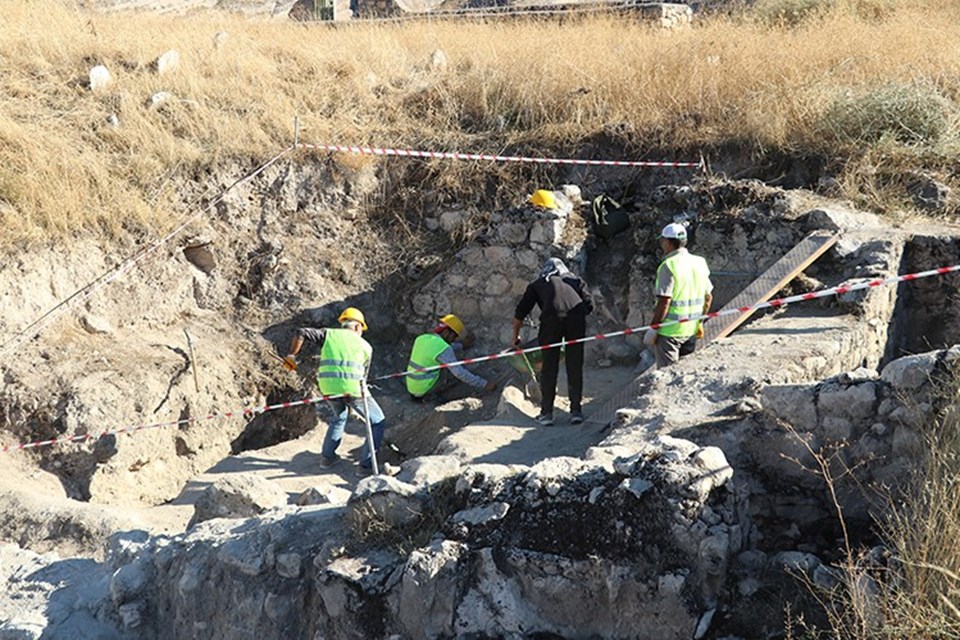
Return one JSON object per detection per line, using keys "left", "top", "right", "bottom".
{"left": 660, "top": 223, "right": 687, "bottom": 240}
{"left": 539, "top": 257, "right": 571, "bottom": 281}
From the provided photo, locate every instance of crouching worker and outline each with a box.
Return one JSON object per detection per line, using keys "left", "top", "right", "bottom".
{"left": 406, "top": 314, "right": 496, "bottom": 401}
{"left": 284, "top": 307, "right": 387, "bottom": 471}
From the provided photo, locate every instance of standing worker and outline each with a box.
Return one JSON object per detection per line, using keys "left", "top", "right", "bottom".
{"left": 644, "top": 223, "right": 714, "bottom": 368}
{"left": 511, "top": 258, "right": 594, "bottom": 426}
{"left": 406, "top": 314, "right": 496, "bottom": 401}
{"left": 283, "top": 307, "right": 387, "bottom": 471}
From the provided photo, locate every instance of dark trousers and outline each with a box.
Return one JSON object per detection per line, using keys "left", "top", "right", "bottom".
{"left": 538, "top": 313, "right": 586, "bottom": 416}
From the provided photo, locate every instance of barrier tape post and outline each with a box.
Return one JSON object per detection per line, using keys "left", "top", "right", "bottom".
{"left": 3, "top": 264, "right": 959, "bottom": 455}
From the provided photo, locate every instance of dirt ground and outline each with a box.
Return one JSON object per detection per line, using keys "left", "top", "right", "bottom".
{"left": 127, "top": 363, "right": 635, "bottom": 533}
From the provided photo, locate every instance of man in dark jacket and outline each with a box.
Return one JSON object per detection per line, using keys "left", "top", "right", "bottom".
{"left": 511, "top": 258, "right": 594, "bottom": 425}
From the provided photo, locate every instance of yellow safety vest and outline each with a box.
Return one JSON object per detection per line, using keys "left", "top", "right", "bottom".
{"left": 406, "top": 333, "right": 449, "bottom": 397}
{"left": 316, "top": 329, "right": 372, "bottom": 397}
{"left": 656, "top": 251, "right": 710, "bottom": 339}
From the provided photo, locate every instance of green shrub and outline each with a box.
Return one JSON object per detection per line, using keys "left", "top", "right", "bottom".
{"left": 753, "top": 0, "right": 831, "bottom": 26}
{"left": 819, "top": 82, "right": 952, "bottom": 147}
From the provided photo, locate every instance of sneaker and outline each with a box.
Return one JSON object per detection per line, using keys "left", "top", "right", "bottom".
{"left": 534, "top": 413, "right": 554, "bottom": 426}
{"left": 570, "top": 412, "right": 584, "bottom": 425}
{"left": 319, "top": 454, "right": 340, "bottom": 469}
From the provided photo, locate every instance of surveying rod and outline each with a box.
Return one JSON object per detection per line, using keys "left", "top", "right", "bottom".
{"left": 360, "top": 379, "right": 379, "bottom": 475}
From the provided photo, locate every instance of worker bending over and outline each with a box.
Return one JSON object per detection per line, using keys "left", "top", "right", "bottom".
{"left": 512, "top": 258, "right": 593, "bottom": 426}
{"left": 644, "top": 223, "right": 714, "bottom": 368}
{"left": 284, "top": 307, "right": 387, "bottom": 471}
{"left": 406, "top": 314, "right": 496, "bottom": 401}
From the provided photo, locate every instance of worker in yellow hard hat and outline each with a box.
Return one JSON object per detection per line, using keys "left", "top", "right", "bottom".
{"left": 283, "top": 307, "right": 387, "bottom": 471}
{"left": 529, "top": 189, "right": 558, "bottom": 210}
{"left": 406, "top": 314, "right": 496, "bottom": 401}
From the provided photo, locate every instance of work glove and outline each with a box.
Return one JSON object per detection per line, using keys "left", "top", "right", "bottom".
{"left": 281, "top": 355, "right": 297, "bottom": 371}
{"left": 696, "top": 323, "right": 705, "bottom": 340}
{"left": 643, "top": 328, "right": 658, "bottom": 347}
{"left": 461, "top": 334, "right": 476, "bottom": 350}
{"left": 484, "top": 380, "right": 497, "bottom": 394}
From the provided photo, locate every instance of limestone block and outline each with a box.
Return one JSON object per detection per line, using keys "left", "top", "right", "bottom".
{"left": 529, "top": 217, "right": 564, "bottom": 246}
{"left": 688, "top": 447, "right": 733, "bottom": 501}
{"left": 889, "top": 403, "right": 931, "bottom": 429}
{"left": 881, "top": 352, "right": 937, "bottom": 390}
{"left": 275, "top": 552, "right": 302, "bottom": 579}
{"left": 188, "top": 474, "right": 289, "bottom": 527}
{"left": 761, "top": 383, "right": 818, "bottom": 429}
{"left": 516, "top": 248, "right": 539, "bottom": 269}
{"left": 459, "top": 247, "right": 485, "bottom": 267}
{"left": 496, "top": 223, "right": 528, "bottom": 245}
{"left": 484, "top": 274, "right": 511, "bottom": 296}
{"left": 482, "top": 246, "right": 514, "bottom": 264}
{"left": 395, "top": 455, "right": 462, "bottom": 487}
{"left": 110, "top": 561, "right": 149, "bottom": 605}
{"left": 296, "top": 484, "right": 351, "bottom": 506}
{"left": 821, "top": 416, "right": 853, "bottom": 442}
{"left": 818, "top": 383, "right": 876, "bottom": 428}
{"left": 349, "top": 475, "right": 424, "bottom": 528}
{"left": 452, "top": 502, "right": 510, "bottom": 526}
{"left": 399, "top": 541, "right": 466, "bottom": 638}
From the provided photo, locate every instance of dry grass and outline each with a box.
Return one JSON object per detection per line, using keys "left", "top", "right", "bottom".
{"left": 2, "top": 0, "right": 960, "bottom": 246}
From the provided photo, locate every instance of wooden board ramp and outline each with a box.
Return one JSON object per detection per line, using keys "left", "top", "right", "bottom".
{"left": 584, "top": 230, "right": 839, "bottom": 427}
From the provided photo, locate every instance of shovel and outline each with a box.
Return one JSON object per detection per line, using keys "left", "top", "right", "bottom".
{"left": 519, "top": 351, "right": 542, "bottom": 404}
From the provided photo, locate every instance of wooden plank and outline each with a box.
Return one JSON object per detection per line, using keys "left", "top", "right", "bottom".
{"left": 584, "top": 230, "right": 838, "bottom": 426}
{"left": 702, "top": 231, "right": 838, "bottom": 343}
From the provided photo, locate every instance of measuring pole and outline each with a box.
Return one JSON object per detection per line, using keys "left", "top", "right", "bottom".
{"left": 360, "top": 380, "right": 379, "bottom": 475}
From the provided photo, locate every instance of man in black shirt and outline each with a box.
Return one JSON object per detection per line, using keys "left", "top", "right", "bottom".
{"left": 511, "top": 258, "right": 594, "bottom": 425}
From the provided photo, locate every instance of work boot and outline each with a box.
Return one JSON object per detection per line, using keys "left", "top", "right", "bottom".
{"left": 570, "top": 411, "right": 584, "bottom": 425}
{"left": 319, "top": 454, "right": 340, "bottom": 469}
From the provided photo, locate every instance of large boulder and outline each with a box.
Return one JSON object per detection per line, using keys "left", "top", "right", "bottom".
{"left": 188, "top": 474, "right": 290, "bottom": 527}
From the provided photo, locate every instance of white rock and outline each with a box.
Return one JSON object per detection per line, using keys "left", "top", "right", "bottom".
{"left": 146, "top": 91, "right": 173, "bottom": 110}
{"left": 428, "top": 49, "right": 448, "bottom": 71}
{"left": 89, "top": 65, "right": 111, "bottom": 91}
{"left": 154, "top": 49, "right": 180, "bottom": 75}
{"left": 439, "top": 210, "right": 464, "bottom": 233}
{"left": 80, "top": 313, "right": 113, "bottom": 335}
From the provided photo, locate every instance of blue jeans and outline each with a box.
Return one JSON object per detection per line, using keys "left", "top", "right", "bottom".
{"left": 320, "top": 395, "right": 387, "bottom": 468}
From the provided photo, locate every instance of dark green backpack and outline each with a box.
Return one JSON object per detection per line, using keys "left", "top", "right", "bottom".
{"left": 591, "top": 194, "right": 630, "bottom": 241}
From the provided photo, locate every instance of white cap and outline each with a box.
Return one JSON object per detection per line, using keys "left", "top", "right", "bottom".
{"left": 660, "top": 222, "right": 687, "bottom": 240}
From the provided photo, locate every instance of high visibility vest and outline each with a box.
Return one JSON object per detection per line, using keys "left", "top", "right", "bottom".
{"left": 656, "top": 251, "right": 710, "bottom": 339}
{"left": 406, "top": 333, "right": 449, "bottom": 397}
{"left": 316, "top": 328, "right": 372, "bottom": 397}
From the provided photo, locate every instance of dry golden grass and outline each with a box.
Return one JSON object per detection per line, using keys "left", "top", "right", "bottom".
{"left": 2, "top": 0, "right": 960, "bottom": 245}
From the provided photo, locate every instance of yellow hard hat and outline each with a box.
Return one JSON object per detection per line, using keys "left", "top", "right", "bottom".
{"left": 438, "top": 314, "right": 465, "bottom": 336}
{"left": 338, "top": 307, "right": 368, "bottom": 331}
{"left": 529, "top": 189, "right": 558, "bottom": 210}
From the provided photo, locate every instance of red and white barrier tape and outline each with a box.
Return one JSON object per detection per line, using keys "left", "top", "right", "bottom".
{"left": 298, "top": 142, "right": 703, "bottom": 169}
{"left": 374, "top": 264, "right": 960, "bottom": 380}
{"left": 1, "top": 392, "right": 350, "bottom": 454}
{"left": 4, "top": 263, "right": 959, "bottom": 454}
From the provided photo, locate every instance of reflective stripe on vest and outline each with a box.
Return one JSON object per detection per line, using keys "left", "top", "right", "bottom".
{"left": 316, "top": 328, "right": 372, "bottom": 396}
{"left": 657, "top": 251, "right": 709, "bottom": 339}
{"left": 405, "top": 333, "right": 449, "bottom": 397}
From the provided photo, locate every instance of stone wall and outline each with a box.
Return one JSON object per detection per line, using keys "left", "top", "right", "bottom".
{"left": 409, "top": 188, "right": 585, "bottom": 349}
